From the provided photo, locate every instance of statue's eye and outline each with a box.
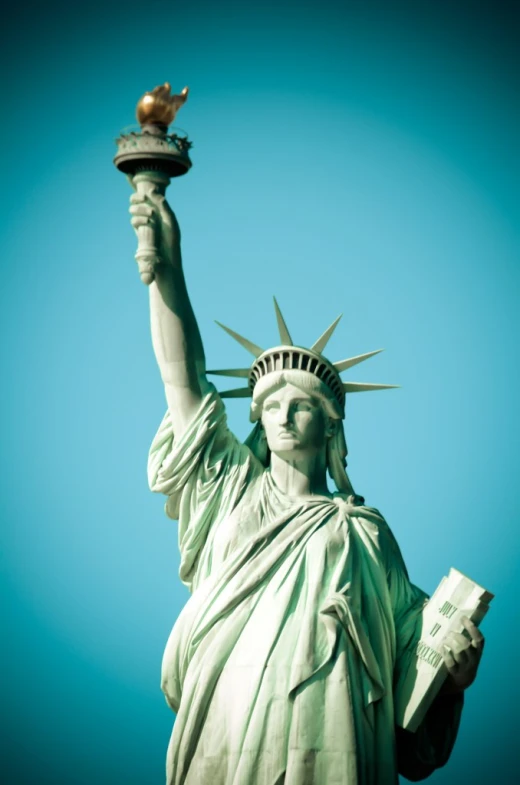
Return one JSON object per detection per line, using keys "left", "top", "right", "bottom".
{"left": 264, "top": 402, "right": 280, "bottom": 413}
{"left": 294, "top": 401, "right": 313, "bottom": 412}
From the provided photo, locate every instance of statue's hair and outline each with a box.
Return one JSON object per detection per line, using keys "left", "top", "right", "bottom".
{"left": 245, "top": 370, "right": 359, "bottom": 497}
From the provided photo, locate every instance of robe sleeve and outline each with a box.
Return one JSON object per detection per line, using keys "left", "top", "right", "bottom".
{"left": 147, "top": 387, "right": 261, "bottom": 588}
{"left": 381, "top": 522, "right": 464, "bottom": 781}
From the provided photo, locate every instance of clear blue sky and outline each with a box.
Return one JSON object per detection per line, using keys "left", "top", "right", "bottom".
{"left": 2, "top": 1, "right": 518, "bottom": 783}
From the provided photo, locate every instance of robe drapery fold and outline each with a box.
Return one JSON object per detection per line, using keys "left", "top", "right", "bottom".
{"left": 148, "top": 390, "right": 463, "bottom": 785}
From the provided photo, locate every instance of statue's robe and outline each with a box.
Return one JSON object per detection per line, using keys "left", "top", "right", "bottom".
{"left": 148, "top": 391, "right": 463, "bottom": 785}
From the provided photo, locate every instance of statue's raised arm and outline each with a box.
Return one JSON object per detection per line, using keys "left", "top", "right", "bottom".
{"left": 113, "top": 82, "right": 204, "bottom": 438}
{"left": 130, "top": 188, "right": 207, "bottom": 438}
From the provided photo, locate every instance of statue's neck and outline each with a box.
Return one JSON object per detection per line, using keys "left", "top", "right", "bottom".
{"left": 269, "top": 451, "right": 331, "bottom": 498}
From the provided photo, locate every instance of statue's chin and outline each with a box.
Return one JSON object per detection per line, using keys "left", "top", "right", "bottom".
{"left": 269, "top": 442, "right": 324, "bottom": 462}
{"left": 268, "top": 434, "right": 301, "bottom": 452}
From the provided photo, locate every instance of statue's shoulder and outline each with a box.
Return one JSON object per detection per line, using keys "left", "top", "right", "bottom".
{"left": 353, "top": 502, "right": 398, "bottom": 541}
{"left": 335, "top": 494, "right": 400, "bottom": 553}
{"left": 334, "top": 493, "right": 388, "bottom": 526}
{"left": 357, "top": 504, "right": 407, "bottom": 568}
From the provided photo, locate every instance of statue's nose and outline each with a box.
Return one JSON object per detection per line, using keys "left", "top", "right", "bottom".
{"left": 278, "top": 405, "right": 291, "bottom": 424}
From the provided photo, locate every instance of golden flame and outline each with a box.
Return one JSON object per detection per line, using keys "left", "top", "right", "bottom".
{"left": 136, "top": 82, "right": 189, "bottom": 128}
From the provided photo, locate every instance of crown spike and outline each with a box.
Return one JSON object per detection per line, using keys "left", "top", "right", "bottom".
{"left": 333, "top": 349, "right": 384, "bottom": 373}
{"left": 343, "top": 382, "right": 399, "bottom": 393}
{"left": 215, "top": 321, "right": 264, "bottom": 358}
{"left": 219, "top": 387, "right": 253, "bottom": 398}
{"left": 273, "top": 297, "right": 293, "bottom": 345}
{"left": 311, "top": 315, "right": 342, "bottom": 354}
{"left": 207, "top": 368, "right": 250, "bottom": 378}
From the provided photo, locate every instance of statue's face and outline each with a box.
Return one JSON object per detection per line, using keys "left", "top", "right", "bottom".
{"left": 261, "top": 383, "right": 332, "bottom": 458}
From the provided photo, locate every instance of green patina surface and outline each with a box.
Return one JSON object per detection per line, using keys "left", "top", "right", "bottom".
{"left": 148, "top": 390, "right": 462, "bottom": 785}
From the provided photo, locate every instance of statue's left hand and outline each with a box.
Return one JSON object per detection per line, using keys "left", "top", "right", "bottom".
{"left": 441, "top": 616, "right": 485, "bottom": 693}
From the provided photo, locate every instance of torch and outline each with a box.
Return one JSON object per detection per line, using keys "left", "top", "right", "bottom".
{"left": 114, "top": 83, "right": 192, "bottom": 284}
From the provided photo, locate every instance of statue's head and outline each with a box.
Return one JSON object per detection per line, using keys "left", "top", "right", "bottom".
{"left": 209, "top": 299, "right": 397, "bottom": 495}
{"left": 247, "top": 369, "right": 354, "bottom": 494}
{"left": 251, "top": 370, "right": 340, "bottom": 456}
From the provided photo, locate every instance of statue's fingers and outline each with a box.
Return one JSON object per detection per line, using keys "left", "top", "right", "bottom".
{"left": 475, "top": 636, "right": 485, "bottom": 652}
{"left": 444, "top": 631, "right": 470, "bottom": 653}
{"left": 131, "top": 215, "right": 153, "bottom": 229}
{"left": 463, "top": 647, "right": 481, "bottom": 669}
{"left": 139, "top": 184, "right": 161, "bottom": 203}
{"left": 465, "top": 642, "right": 484, "bottom": 665}
{"left": 461, "top": 616, "right": 484, "bottom": 648}
{"left": 442, "top": 646, "right": 457, "bottom": 672}
{"left": 130, "top": 193, "right": 147, "bottom": 204}
{"left": 451, "top": 647, "right": 470, "bottom": 667}
{"left": 154, "top": 194, "right": 175, "bottom": 229}
{"left": 129, "top": 203, "right": 154, "bottom": 217}
{"left": 136, "top": 189, "right": 172, "bottom": 224}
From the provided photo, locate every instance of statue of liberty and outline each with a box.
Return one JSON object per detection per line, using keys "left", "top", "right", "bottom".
{"left": 122, "top": 84, "right": 485, "bottom": 785}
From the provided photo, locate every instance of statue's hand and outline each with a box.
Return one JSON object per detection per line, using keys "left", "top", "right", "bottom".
{"left": 441, "top": 616, "right": 485, "bottom": 693}
{"left": 128, "top": 180, "right": 181, "bottom": 270}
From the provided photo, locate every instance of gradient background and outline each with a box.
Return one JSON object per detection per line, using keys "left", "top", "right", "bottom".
{"left": 2, "top": 1, "right": 518, "bottom": 783}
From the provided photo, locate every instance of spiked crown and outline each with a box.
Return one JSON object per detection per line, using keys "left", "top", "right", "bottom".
{"left": 208, "top": 299, "right": 397, "bottom": 416}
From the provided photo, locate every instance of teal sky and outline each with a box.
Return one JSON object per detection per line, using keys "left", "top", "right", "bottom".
{"left": 2, "top": 2, "right": 518, "bottom": 783}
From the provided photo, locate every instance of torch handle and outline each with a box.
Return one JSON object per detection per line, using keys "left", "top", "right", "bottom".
{"left": 132, "top": 171, "right": 171, "bottom": 285}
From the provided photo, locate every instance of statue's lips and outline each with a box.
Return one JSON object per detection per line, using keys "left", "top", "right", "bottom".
{"left": 277, "top": 430, "right": 298, "bottom": 438}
